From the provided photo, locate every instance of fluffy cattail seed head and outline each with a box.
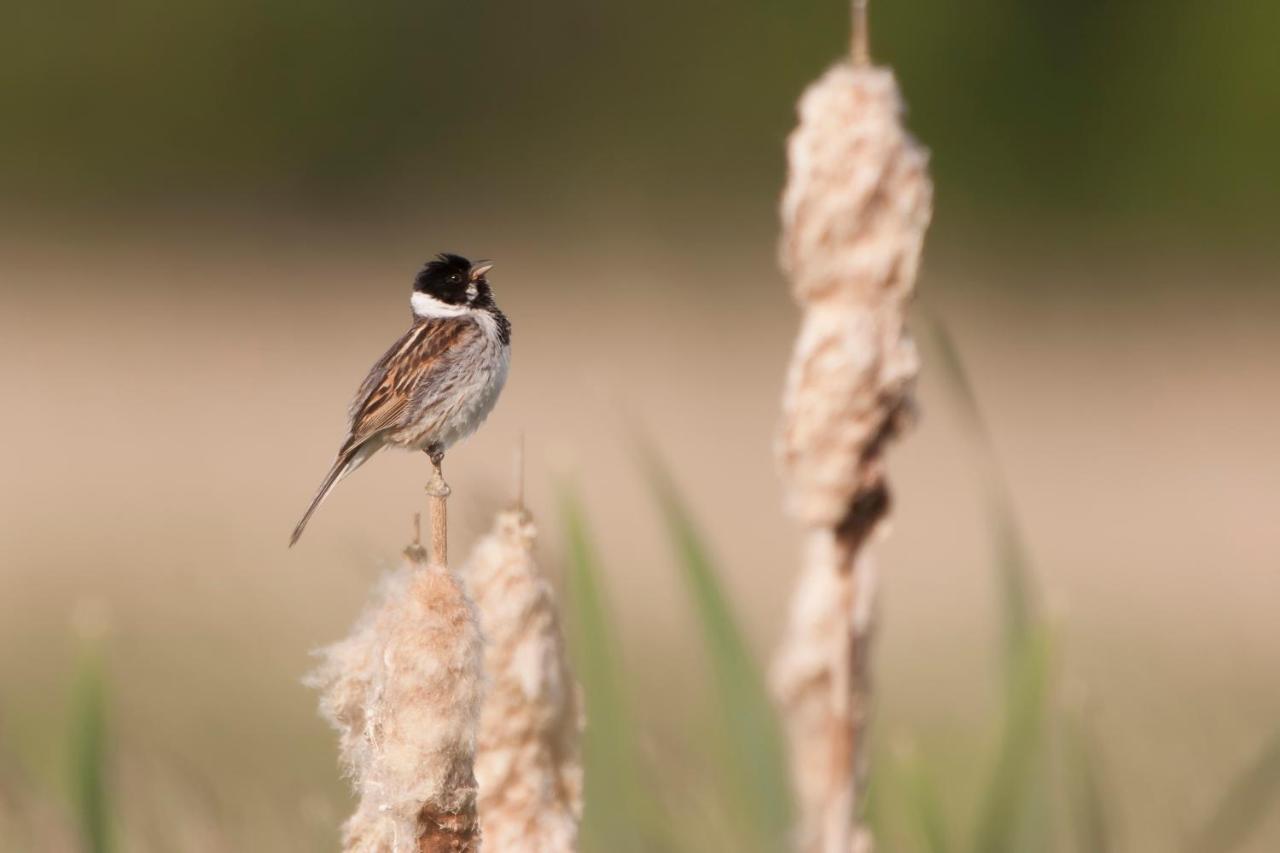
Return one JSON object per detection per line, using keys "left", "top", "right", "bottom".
{"left": 309, "top": 546, "right": 484, "bottom": 853}
{"left": 777, "top": 62, "right": 931, "bottom": 531}
{"left": 773, "top": 40, "right": 932, "bottom": 853}
{"left": 466, "top": 507, "right": 584, "bottom": 852}
{"left": 780, "top": 64, "right": 931, "bottom": 308}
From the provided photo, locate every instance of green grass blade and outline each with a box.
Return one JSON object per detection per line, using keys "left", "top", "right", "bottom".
{"left": 69, "top": 641, "right": 112, "bottom": 853}
{"left": 969, "top": 628, "right": 1052, "bottom": 853}
{"left": 559, "top": 486, "right": 682, "bottom": 853}
{"left": 641, "top": 449, "right": 792, "bottom": 852}
{"left": 925, "top": 316, "right": 1058, "bottom": 853}
{"left": 1184, "top": 731, "right": 1280, "bottom": 853}
{"left": 901, "top": 749, "right": 952, "bottom": 853}
{"left": 992, "top": 510, "right": 1034, "bottom": 671}
{"left": 1063, "top": 714, "right": 1115, "bottom": 853}
{"left": 926, "top": 318, "right": 1038, "bottom": 672}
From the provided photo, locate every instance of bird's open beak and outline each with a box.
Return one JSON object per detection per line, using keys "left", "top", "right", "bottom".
{"left": 470, "top": 261, "right": 494, "bottom": 280}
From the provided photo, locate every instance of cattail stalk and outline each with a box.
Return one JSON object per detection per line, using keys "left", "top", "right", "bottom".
{"left": 427, "top": 456, "right": 450, "bottom": 567}
{"left": 464, "top": 456, "right": 584, "bottom": 851}
{"left": 310, "top": 472, "right": 484, "bottom": 852}
{"left": 771, "top": 1, "right": 932, "bottom": 851}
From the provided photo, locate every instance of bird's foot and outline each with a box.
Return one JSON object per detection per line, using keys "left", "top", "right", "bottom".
{"left": 425, "top": 450, "right": 451, "bottom": 498}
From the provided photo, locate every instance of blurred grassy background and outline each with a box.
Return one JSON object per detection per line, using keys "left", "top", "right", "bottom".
{"left": 5, "top": 0, "right": 1280, "bottom": 247}
{"left": 2, "top": 1, "right": 1278, "bottom": 850}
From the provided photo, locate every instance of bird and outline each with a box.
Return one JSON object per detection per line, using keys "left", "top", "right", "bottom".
{"left": 289, "top": 253, "right": 511, "bottom": 546}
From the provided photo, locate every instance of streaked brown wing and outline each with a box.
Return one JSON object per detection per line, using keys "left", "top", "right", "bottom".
{"left": 346, "top": 318, "right": 477, "bottom": 444}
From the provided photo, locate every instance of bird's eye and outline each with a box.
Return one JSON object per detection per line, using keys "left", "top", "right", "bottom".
{"left": 448, "top": 273, "right": 462, "bottom": 284}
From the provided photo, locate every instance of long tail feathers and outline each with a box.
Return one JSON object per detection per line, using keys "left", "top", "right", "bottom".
{"left": 289, "top": 440, "right": 378, "bottom": 547}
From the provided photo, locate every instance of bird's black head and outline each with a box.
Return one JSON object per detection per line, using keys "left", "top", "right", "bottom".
{"left": 413, "top": 253, "right": 494, "bottom": 308}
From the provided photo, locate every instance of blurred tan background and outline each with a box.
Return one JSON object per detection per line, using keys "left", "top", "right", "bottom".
{"left": 2, "top": 1, "right": 1278, "bottom": 850}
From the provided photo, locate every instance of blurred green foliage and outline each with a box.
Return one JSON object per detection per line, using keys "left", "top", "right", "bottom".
{"left": 897, "top": 747, "right": 952, "bottom": 853}
{"left": 1064, "top": 713, "right": 1116, "bottom": 853}
{"left": 1184, "top": 732, "right": 1280, "bottom": 853}
{"left": 69, "top": 639, "right": 113, "bottom": 853}
{"left": 4, "top": 0, "right": 1278, "bottom": 234}
{"left": 548, "top": 340, "right": 1280, "bottom": 853}
{"left": 0, "top": 452, "right": 1276, "bottom": 850}
{"left": 642, "top": 447, "right": 792, "bottom": 853}
{"left": 561, "top": 487, "right": 683, "bottom": 853}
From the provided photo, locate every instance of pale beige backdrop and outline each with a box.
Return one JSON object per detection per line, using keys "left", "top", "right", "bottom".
{"left": 2, "top": 217, "right": 1277, "bottom": 850}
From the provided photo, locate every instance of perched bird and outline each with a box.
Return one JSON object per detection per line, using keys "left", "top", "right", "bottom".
{"left": 290, "top": 253, "right": 511, "bottom": 546}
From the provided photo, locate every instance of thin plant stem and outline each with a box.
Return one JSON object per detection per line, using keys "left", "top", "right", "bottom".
{"left": 427, "top": 456, "right": 450, "bottom": 567}
{"left": 852, "top": 0, "right": 870, "bottom": 67}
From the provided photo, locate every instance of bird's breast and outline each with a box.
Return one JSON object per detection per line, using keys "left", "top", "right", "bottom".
{"left": 403, "top": 313, "right": 509, "bottom": 451}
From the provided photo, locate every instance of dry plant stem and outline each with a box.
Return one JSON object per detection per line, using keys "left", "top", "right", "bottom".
{"left": 465, "top": 496, "right": 584, "bottom": 851}
{"left": 771, "top": 2, "right": 932, "bottom": 849}
{"left": 310, "top": 476, "right": 483, "bottom": 853}
{"left": 851, "top": 0, "right": 869, "bottom": 67}
{"left": 427, "top": 455, "right": 451, "bottom": 567}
